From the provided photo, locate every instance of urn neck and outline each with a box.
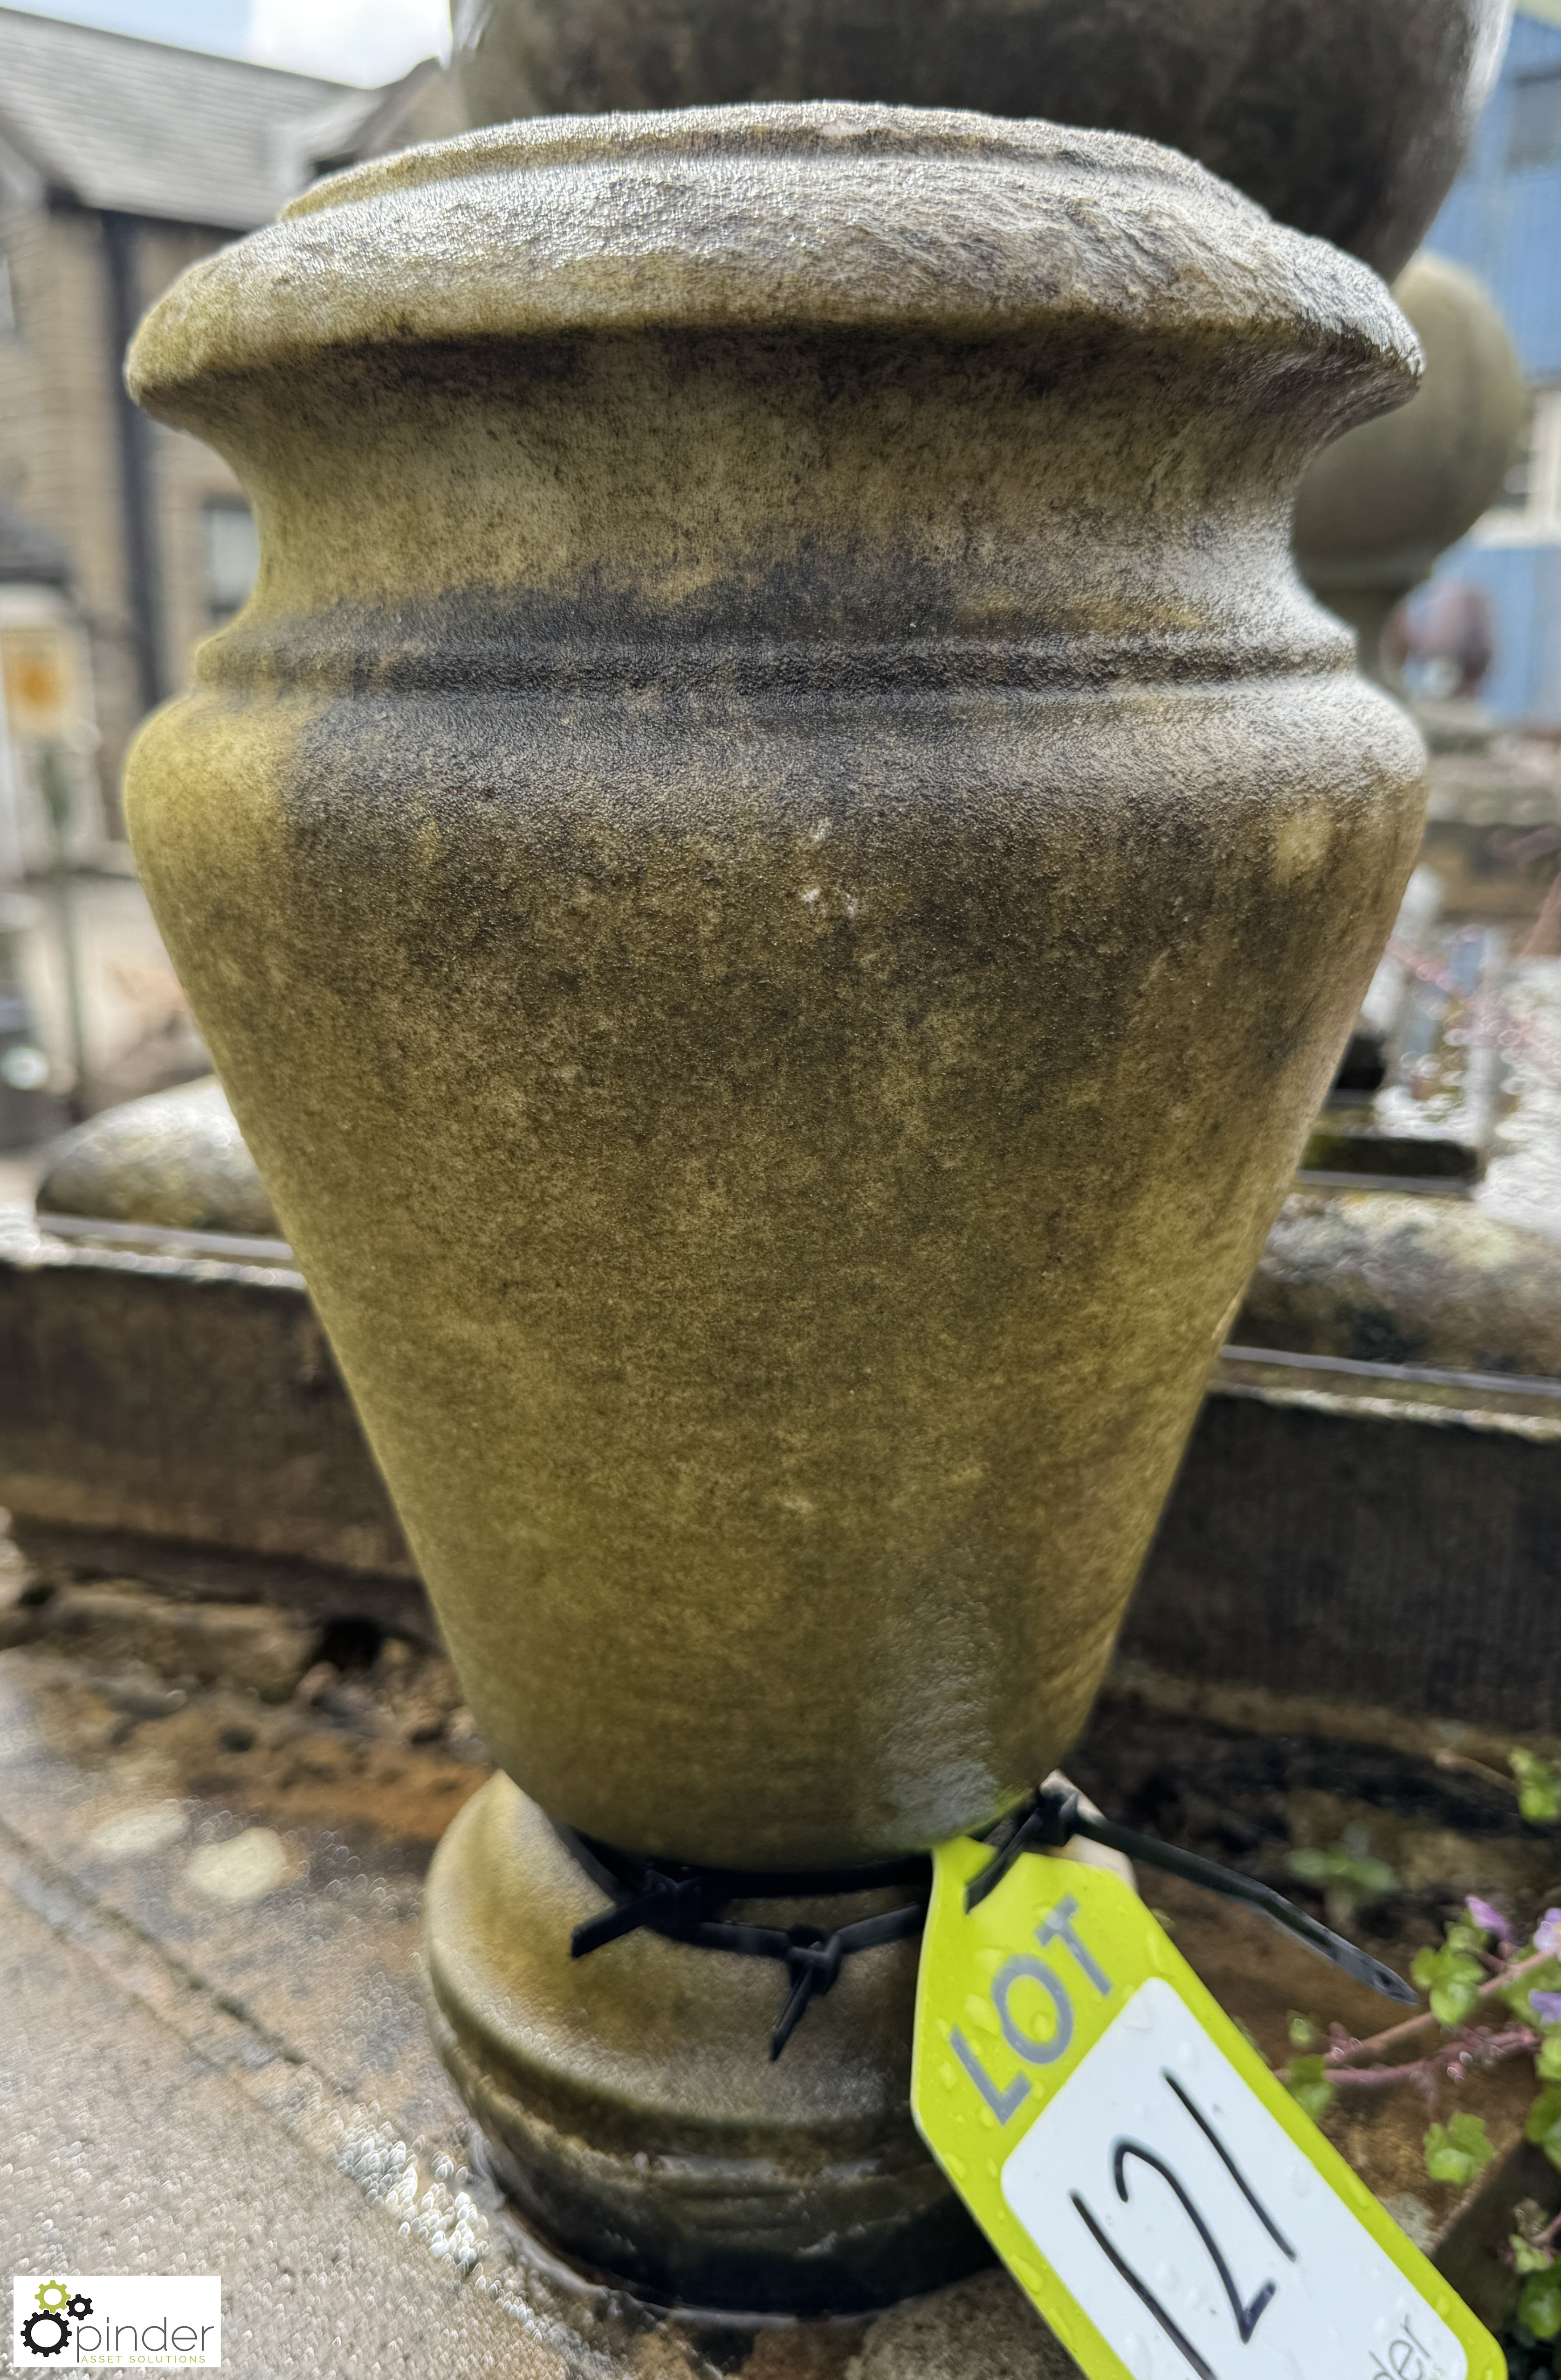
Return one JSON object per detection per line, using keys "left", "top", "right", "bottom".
{"left": 130, "top": 105, "right": 1419, "bottom": 678}
{"left": 179, "top": 326, "right": 1358, "bottom": 693}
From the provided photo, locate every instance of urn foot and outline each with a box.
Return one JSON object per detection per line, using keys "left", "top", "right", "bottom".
{"left": 424, "top": 1774, "right": 989, "bottom": 2313}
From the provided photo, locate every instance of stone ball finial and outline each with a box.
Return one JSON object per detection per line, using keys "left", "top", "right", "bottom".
{"left": 1293, "top": 252, "right": 1527, "bottom": 678}
{"left": 36, "top": 1077, "right": 280, "bottom": 1239}
{"left": 449, "top": 0, "right": 1510, "bottom": 279}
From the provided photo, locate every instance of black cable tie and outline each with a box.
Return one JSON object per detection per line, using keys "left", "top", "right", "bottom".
{"left": 556, "top": 1823, "right": 932, "bottom": 2055}
{"left": 571, "top": 1868, "right": 713, "bottom": 1958}
{"left": 965, "top": 1783, "right": 1417, "bottom": 2007}
{"left": 771, "top": 1932, "right": 846, "bottom": 2059}
{"left": 964, "top": 1784, "right": 1080, "bottom": 1911}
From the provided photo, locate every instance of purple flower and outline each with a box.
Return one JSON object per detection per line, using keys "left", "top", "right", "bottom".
{"left": 1537, "top": 1910, "right": 1561, "bottom": 1958}
{"left": 1531, "top": 1992, "right": 1561, "bottom": 2027}
{"left": 1467, "top": 1896, "right": 1513, "bottom": 1945}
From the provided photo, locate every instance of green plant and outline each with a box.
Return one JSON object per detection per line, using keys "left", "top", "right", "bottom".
{"left": 1434, "top": 1743, "right": 1561, "bottom": 1829}
{"left": 1424, "top": 2111, "right": 1495, "bottom": 2187}
{"left": 1287, "top": 1827, "right": 1397, "bottom": 1933}
{"left": 1527, "top": 2088, "right": 1561, "bottom": 2169}
{"left": 1270, "top": 1895, "right": 1561, "bottom": 2377}
{"left": 1277, "top": 1902, "right": 1561, "bottom": 2169}
{"left": 1520, "top": 2270, "right": 1561, "bottom": 2343}
{"left": 1510, "top": 2199, "right": 1561, "bottom": 2283}
{"left": 1412, "top": 1922, "right": 1488, "bottom": 2027}
{"left": 1513, "top": 1751, "right": 1561, "bottom": 1826}
{"left": 1286, "top": 2054, "right": 1335, "bottom": 2120}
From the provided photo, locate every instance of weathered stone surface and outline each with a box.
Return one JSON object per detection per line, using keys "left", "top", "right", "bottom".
{"left": 126, "top": 106, "right": 1423, "bottom": 1869}
{"left": 451, "top": 0, "right": 1507, "bottom": 278}
{"left": 1294, "top": 253, "right": 1527, "bottom": 679}
{"left": 0, "top": 1890, "right": 542, "bottom": 2380}
{"left": 851, "top": 2272, "right": 1081, "bottom": 2380}
{"left": 36, "top": 1075, "right": 280, "bottom": 1237}
{"left": 1128, "top": 1347, "right": 1561, "bottom": 1735}
{"left": 1235, "top": 1189, "right": 1561, "bottom": 1376}
{"left": 0, "top": 1206, "right": 421, "bottom": 1629}
{"left": 124, "top": 106, "right": 1423, "bottom": 2304}
{"left": 185, "top": 1824, "right": 296, "bottom": 1899}
{"left": 426, "top": 1772, "right": 986, "bottom": 2312}
{"left": 4, "top": 1580, "right": 317, "bottom": 1698}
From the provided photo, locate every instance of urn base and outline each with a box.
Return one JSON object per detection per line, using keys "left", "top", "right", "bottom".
{"left": 424, "top": 1773, "right": 989, "bottom": 2312}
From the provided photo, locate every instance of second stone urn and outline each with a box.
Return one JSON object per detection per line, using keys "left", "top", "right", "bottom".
{"left": 454, "top": 0, "right": 1511, "bottom": 278}
{"left": 124, "top": 108, "right": 1424, "bottom": 2309}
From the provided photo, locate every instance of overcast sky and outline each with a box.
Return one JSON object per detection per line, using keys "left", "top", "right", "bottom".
{"left": 1, "top": 0, "right": 450, "bottom": 82}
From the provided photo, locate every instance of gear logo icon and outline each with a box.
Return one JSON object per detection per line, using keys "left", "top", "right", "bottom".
{"left": 18, "top": 2283, "right": 87, "bottom": 2359}
{"left": 19, "top": 2306, "right": 71, "bottom": 2357}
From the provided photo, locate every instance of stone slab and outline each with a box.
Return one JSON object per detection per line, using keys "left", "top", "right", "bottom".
{"left": 0, "top": 1888, "right": 563, "bottom": 2380}
{"left": 0, "top": 1205, "right": 422, "bottom": 1633}
{"left": 8, "top": 1208, "right": 1561, "bottom": 1738}
{"left": 1128, "top": 1350, "right": 1561, "bottom": 1735}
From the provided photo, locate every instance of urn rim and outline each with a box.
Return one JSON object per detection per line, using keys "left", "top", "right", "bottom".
{"left": 128, "top": 99, "right": 1418, "bottom": 435}
{"left": 278, "top": 97, "right": 1314, "bottom": 218}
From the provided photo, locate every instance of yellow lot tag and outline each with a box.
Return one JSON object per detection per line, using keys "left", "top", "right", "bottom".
{"left": 912, "top": 1834, "right": 1503, "bottom": 2380}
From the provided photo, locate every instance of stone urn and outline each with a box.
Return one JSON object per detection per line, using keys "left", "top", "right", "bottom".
{"left": 1293, "top": 250, "right": 1527, "bottom": 682}
{"left": 124, "top": 106, "right": 1423, "bottom": 2310}
{"left": 452, "top": 0, "right": 1510, "bottom": 278}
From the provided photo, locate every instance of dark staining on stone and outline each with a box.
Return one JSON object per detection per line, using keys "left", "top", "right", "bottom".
{"left": 122, "top": 107, "right": 1429, "bottom": 2304}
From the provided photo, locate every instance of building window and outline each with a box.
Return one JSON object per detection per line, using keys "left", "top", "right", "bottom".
{"left": 1475, "top": 388, "right": 1561, "bottom": 544}
{"left": 202, "top": 497, "right": 259, "bottom": 623}
{"left": 1506, "top": 69, "right": 1561, "bottom": 172}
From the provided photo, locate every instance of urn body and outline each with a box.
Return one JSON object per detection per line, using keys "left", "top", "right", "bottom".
{"left": 125, "top": 110, "right": 1426, "bottom": 1873}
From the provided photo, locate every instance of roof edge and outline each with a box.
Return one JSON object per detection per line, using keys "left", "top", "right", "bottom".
{"left": 0, "top": 3, "right": 350, "bottom": 95}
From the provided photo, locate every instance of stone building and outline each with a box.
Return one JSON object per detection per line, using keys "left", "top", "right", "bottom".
{"left": 0, "top": 8, "right": 459, "bottom": 836}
